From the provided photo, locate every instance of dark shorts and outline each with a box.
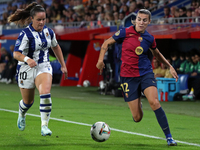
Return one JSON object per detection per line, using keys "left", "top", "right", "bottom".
{"left": 120, "top": 72, "right": 157, "bottom": 102}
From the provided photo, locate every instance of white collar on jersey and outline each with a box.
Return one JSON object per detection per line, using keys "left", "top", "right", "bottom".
{"left": 29, "top": 23, "right": 47, "bottom": 32}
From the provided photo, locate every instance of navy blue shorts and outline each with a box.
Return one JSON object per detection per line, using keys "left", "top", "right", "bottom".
{"left": 120, "top": 72, "right": 157, "bottom": 102}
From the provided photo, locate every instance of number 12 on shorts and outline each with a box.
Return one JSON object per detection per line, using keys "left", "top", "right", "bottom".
{"left": 120, "top": 83, "right": 129, "bottom": 92}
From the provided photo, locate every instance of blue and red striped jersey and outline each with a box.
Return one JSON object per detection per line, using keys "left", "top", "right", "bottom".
{"left": 112, "top": 25, "right": 156, "bottom": 77}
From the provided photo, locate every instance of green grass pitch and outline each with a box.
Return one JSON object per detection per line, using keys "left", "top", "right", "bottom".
{"left": 0, "top": 83, "right": 200, "bottom": 150}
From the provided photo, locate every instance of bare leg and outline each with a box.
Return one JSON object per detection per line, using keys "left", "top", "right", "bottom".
{"left": 143, "top": 86, "right": 160, "bottom": 110}
{"left": 20, "top": 88, "right": 35, "bottom": 104}
{"left": 35, "top": 73, "right": 52, "bottom": 95}
{"left": 127, "top": 98, "right": 143, "bottom": 122}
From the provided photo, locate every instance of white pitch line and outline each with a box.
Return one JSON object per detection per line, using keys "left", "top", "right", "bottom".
{"left": 0, "top": 108, "right": 200, "bottom": 147}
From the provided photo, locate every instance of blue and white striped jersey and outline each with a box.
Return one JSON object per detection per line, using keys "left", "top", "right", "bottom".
{"left": 14, "top": 23, "right": 58, "bottom": 65}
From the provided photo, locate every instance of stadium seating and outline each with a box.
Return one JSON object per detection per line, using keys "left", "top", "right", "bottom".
{"left": 152, "top": 0, "right": 191, "bottom": 18}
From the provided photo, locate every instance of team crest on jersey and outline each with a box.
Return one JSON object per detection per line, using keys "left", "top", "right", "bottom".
{"left": 20, "top": 80, "right": 24, "bottom": 85}
{"left": 138, "top": 37, "right": 143, "bottom": 42}
{"left": 15, "top": 39, "right": 21, "bottom": 46}
{"left": 93, "top": 42, "right": 101, "bottom": 51}
{"left": 115, "top": 30, "right": 120, "bottom": 36}
{"left": 46, "top": 32, "right": 49, "bottom": 37}
{"left": 125, "top": 93, "right": 128, "bottom": 98}
{"left": 135, "top": 46, "right": 143, "bottom": 55}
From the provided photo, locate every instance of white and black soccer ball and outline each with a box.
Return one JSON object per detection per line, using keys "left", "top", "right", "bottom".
{"left": 99, "top": 80, "right": 105, "bottom": 89}
{"left": 83, "top": 80, "right": 90, "bottom": 87}
{"left": 90, "top": 121, "right": 111, "bottom": 142}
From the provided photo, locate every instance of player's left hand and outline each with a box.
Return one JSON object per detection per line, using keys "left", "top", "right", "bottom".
{"left": 169, "top": 66, "right": 178, "bottom": 82}
{"left": 61, "top": 67, "right": 68, "bottom": 80}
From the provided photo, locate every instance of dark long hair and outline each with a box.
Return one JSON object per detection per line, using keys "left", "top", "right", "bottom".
{"left": 8, "top": 2, "right": 45, "bottom": 26}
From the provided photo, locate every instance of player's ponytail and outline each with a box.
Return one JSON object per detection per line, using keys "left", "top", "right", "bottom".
{"left": 8, "top": 2, "right": 41, "bottom": 26}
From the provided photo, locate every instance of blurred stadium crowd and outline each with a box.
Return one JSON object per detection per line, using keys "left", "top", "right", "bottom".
{"left": 152, "top": 48, "right": 200, "bottom": 100}
{"left": 0, "top": 0, "right": 199, "bottom": 26}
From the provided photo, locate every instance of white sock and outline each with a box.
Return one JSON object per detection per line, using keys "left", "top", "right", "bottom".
{"left": 40, "top": 93, "right": 52, "bottom": 127}
{"left": 19, "top": 100, "right": 33, "bottom": 117}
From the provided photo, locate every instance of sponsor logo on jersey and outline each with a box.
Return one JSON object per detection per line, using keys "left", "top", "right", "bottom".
{"left": 15, "top": 39, "right": 21, "bottom": 46}
{"left": 93, "top": 42, "right": 101, "bottom": 51}
{"left": 135, "top": 46, "right": 143, "bottom": 55}
{"left": 115, "top": 30, "right": 120, "bottom": 36}
{"left": 39, "top": 42, "right": 46, "bottom": 49}
{"left": 138, "top": 37, "right": 143, "bottom": 42}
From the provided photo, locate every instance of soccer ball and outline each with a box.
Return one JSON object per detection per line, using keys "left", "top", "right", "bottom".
{"left": 99, "top": 80, "right": 105, "bottom": 89}
{"left": 83, "top": 80, "right": 90, "bottom": 87}
{"left": 90, "top": 121, "right": 111, "bottom": 142}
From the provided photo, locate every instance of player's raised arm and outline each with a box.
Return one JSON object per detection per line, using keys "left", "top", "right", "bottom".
{"left": 96, "top": 37, "right": 116, "bottom": 74}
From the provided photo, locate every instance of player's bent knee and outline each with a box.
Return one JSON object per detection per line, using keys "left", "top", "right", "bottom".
{"left": 149, "top": 100, "right": 160, "bottom": 110}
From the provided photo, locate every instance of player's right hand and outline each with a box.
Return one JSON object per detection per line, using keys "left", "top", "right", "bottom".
{"left": 61, "top": 66, "right": 68, "bottom": 80}
{"left": 27, "top": 59, "right": 37, "bottom": 68}
{"left": 96, "top": 61, "right": 105, "bottom": 75}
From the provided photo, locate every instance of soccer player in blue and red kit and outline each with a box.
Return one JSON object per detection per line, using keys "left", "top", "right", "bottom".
{"left": 96, "top": 9, "right": 178, "bottom": 146}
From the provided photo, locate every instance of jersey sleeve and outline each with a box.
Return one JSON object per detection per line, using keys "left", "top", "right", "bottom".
{"left": 51, "top": 32, "right": 58, "bottom": 47}
{"left": 112, "top": 28, "right": 126, "bottom": 43}
{"left": 150, "top": 36, "right": 157, "bottom": 50}
{"left": 48, "top": 28, "right": 58, "bottom": 47}
{"left": 14, "top": 31, "right": 29, "bottom": 53}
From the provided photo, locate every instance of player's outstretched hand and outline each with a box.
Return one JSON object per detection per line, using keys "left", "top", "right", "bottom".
{"left": 27, "top": 59, "right": 37, "bottom": 68}
{"left": 169, "top": 66, "right": 179, "bottom": 82}
{"left": 96, "top": 61, "right": 105, "bottom": 75}
{"left": 61, "top": 67, "right": 68, "bottom": 80}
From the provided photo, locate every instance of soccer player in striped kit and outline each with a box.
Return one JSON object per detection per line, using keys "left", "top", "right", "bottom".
{"left": 96, "top": 9, "right": 178, "bottom": 146}
{"left": 8, "top": 2, "right": 68, "bottom": 136}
